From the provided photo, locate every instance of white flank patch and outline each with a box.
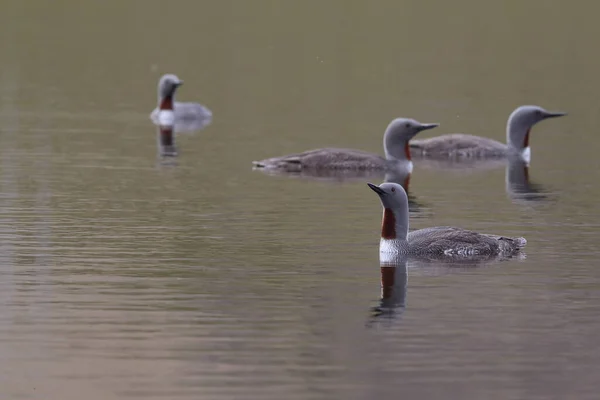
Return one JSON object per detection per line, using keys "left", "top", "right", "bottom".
{"left": 443, "top": 248, "right": 480, "bottom": 256}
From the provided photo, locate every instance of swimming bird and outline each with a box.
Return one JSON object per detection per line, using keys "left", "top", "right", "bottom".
{"left": 252, "top": 118, "right": 439, "bottom": 172}
{"left": 410, "top": 105, "right": 566, "bottom": 162}
{"left": 150, "top": 74, "right": 212, "bottom": 131}
{"left": 367, "top": 182, "right": 526, "bottom": 257}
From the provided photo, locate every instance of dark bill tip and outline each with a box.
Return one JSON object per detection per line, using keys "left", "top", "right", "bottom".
{"left": 367, "top": 182, "right": 386, "bottom": 195}
{"left": 420, "top": 123, "right": 440, "bottom": 131}
{"left": 545, "top": 111, "right": 566, "bottom": 118}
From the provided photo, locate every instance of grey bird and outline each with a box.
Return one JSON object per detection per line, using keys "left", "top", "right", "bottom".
{"left": 368, "top": 182, "right": 526, "bottom": 258}
{"left": 410, "top": 105, "right": 566, "bottom": 162}
{"left": 252, "top": 118, "right": 439, "bottom": 172}
{"left": 150, "top": 74, "right": 212, "bottom": 132}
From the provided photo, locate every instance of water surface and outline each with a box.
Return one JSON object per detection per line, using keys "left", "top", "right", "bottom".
{"left": 1, "top": 1, "right": 599, "bottom": 399}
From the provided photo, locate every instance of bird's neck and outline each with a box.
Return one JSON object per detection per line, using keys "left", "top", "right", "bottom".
{"left": 159, "top": 95, "right": 174, "bottom": 111}
{"left": 384, "top": 139, "right": 412, "bottom": 162}
{"left": 507, "top": 122, "right": 532, "bottom": 162}
{"left": 380, "top": 207, "right": 409, "bottom": 242}
{"left": 507, "top": 119, "right": 531, "bottom": 150}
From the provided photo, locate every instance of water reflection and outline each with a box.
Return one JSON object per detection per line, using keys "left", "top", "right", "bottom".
{"left": 367, "top": 255, "right": 408, "bottom": 326}
{"left": 254, "top": 165, "right": 430, "bottom": 215}
{"left": 408, "top": 251, "right": 526, "bottom": 270}
{"left": 505, "top": 156, "right": 553, "bottom": 203}
{"left": 156, "top": 124, "right": 177, "bottom": 157}
{"left": 367, "top": 249, "right": 528, "bottom": 327}
{"left": 414, "top": 156, "right": 553, "bottom": 205}
{"left": 154, "top": 117, "right": 211, "bottom": 160}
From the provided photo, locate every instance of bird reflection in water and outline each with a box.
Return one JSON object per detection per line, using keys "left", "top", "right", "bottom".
{"left": 505, "top": 156, "right": 554, "bottom": 204}
{"left": 366, "top": 252, "right": 527, "bottom": 327}
{"left": 253, "top": 167, "right": 430, "bottom": 217}
{"left": 157, "top": 123, "right": 178, "bottom": 158}
{"left": 413, "top": 156, "right": 555, "bottom": 206}
{"left": 366, "top": 256, "right": 408, "bottom": 327}
{"left": 153, "top": 112, "right": 212, "bottom": 165}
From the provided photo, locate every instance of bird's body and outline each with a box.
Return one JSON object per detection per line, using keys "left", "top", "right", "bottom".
{"left": 368, "top": 183, "right": 526, "bottom": 258}
{"left": 150, "top": 74, "right": 212, "bottom": 133}
{"left": 410, "top": 134, "right": 508, "bottom": 158}
{"left": 410, "top": 105, "right": 565, "bottom": 162}
{"left": 254, "top": 148, "right": 393, "bottom": 172}
{"left": 253, "top": 118, "right": 439, "bottom": 171}
{"left": 381, "top": 226, "right": 526, "bottom": 256}
{"left": 150, "top": 102, "right": 212, "bottom": 125}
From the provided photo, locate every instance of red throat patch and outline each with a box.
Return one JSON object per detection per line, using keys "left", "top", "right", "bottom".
{"left": 160, "top": 96, "right": 174, "bottom": 111}
{"left": 381, "top": 208, "right": 396, "bottom": 239}
{"left": 523, "top": 128, "right": 530, "bottom": 148}
{"left": 404, "top": 142, "right": 411, "bottom": 160}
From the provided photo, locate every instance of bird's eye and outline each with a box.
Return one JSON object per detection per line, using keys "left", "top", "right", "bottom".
{"left": 391, "top": 187, "right": 396, "bottom": 192}
{"left": 405, "top": 123, "right": 410, "bottom": 128}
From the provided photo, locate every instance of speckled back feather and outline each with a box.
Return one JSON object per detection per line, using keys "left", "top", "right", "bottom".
{"left": 407, "top": 226, "right": 526, "bottom": 256}
{"left": 253, "top": 148, "right": 389, "bottom": 172}
{"left": 410, "top": 134, "right": 507, "bottom": 158}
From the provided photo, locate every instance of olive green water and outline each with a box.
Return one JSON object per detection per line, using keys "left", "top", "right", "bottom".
{"left": 1, "top": 1, "right": 599, "bottom": 399}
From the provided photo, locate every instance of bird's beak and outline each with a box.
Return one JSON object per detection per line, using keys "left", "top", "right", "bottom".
{"left": 367, "top": 182, "right": 386, "bottom": 195}
{"left": 544, "top": 111, "right": 566, "bottom": 119}
{"left": 175, "top": 80, "right": 184, "bottom": 87}
{"left": 419, "top": 123, "right": 440, "bottom": 132}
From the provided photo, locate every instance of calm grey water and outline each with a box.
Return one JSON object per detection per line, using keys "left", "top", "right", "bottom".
{"left": 1, "top": 1, "right": 600, "bottom": 399}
